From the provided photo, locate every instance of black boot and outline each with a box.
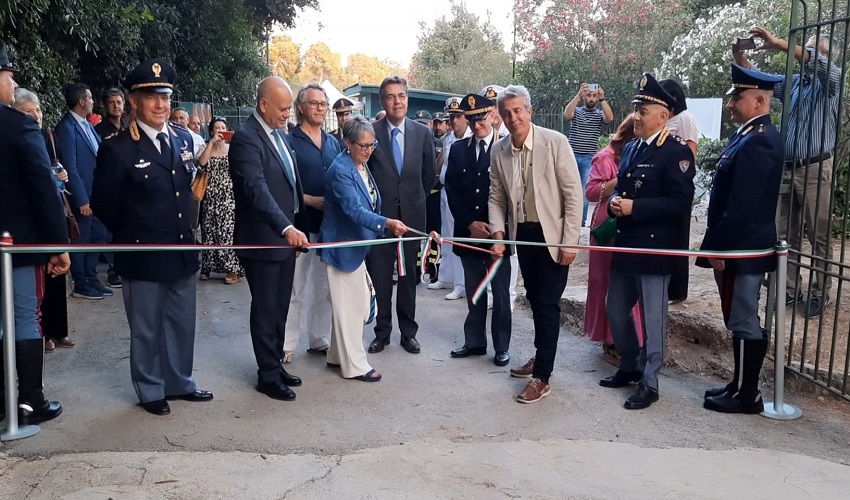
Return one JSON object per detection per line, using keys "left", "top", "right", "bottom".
{"left": 704, "top": 338, "right": 741, "bottom": 398}
{"left": 16, "top": 339, "right": 63, "bottom": 424}
{"left": 704, "top": 337, "right": 767, "bottom": 414}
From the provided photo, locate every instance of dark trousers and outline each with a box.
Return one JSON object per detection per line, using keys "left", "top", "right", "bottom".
{"left": 243, "top": 256, "right": 296, "bottom": 384}
{"left": 40, "top": 272, "right": 68, "bottom": 340}
{"left": 366, "top": 241, "right": 418, "bottom": 340}
{"left": 70, "top": 212, "right": 107, "bottom": 285}
{"left": 460, "top": 254, "right": 511, "bottom": 352}
{"left": 668, "top": 212, "right": 691, "bottom": 301}
{"left": 515, "top": 223, "right": 569, "bottom": 383}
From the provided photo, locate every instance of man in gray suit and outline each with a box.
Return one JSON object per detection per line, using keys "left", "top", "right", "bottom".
{"left": 366, "top": 76, "right": 437, "bottom": 354}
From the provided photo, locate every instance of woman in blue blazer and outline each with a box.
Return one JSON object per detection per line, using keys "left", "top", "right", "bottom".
{"left": 319, "top": 116, "right": 408, "bottom": 382}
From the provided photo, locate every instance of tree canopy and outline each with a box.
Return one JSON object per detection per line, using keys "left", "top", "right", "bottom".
{"left": 0, "top": 0, "right": 315, "bottom": 123}
{"left": 409, "top": 0, "right": 512, "bottom": 93}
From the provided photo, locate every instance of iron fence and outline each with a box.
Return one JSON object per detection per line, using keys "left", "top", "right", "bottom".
{"left": 771, "top": 0, "right": 850, "bottom": 401}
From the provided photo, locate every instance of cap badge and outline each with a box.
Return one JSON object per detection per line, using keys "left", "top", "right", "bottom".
{"left": 468, "top": 95, "right": 476, "bottom": 108}
{"left": 639, "top": 75, "right": 647, "bottom": 90}
{"left": 152, "top": 63, "right": 162, "bottom": 78}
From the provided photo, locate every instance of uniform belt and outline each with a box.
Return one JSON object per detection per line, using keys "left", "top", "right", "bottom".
{"left": 785, "top": 152, "right": 831, "bottom": 168}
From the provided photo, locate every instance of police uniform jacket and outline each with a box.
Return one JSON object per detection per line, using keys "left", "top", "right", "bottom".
{"left": 444, "top": 131, "right": 510, "bottom": 258}
{"left": 331, "top": 128, "right": 344, "bottom": 149}
{"left": 696, "top": 114, "right": 782, "bottom": 274}
{"left": 0, "top": 106, "right": 69, "bottom": 267}
{"left": 91, "top": 121, "right": 199, "bottom": 282}
{"left": 609, "top": 128, "right": 695, "bottom": 274}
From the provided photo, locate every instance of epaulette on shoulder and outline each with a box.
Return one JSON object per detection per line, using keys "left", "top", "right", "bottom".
{"left": 656, "top": 127, "right": 670, "bottom": 146}
{"left": 129, "top": 120, "right": 141, "bottom": 141}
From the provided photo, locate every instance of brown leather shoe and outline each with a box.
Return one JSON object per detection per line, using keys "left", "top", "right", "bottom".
{"left": 516, "top": 378, "right": 551, "bottom": 404}
{"left": 54, "top": 338, "right": 76, "bottom": 348}
{"left": 224, "top": 272, "right": 240, "bottom": 284}
{"left": 510, "top": 356, "right": 535, "bottom": 378}
{"left": 44, "top": 339, "right": 56, "bottom": 352}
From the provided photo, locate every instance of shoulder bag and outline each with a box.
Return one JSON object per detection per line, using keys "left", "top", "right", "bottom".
{"left": 46, "top": 130, "right": 81, "bottom": 240}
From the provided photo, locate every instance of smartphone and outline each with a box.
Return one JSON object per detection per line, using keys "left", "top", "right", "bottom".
{"left": 220, "top": 131, "right": 235, "bottom": 141}
{"left": 587, "top": 83, "right": 599, "bottom": 92}
{"left": 737, "top": 37, "right": 756, "bottom": 50}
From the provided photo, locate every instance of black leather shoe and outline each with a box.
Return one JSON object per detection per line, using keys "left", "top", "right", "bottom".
{"left": 140, "top": 399, "right": 171, "bottom": 416}
{"left": 257, "top": 381, "right": 296, "bottom": 401}
{"left": 599, "top": 370, "right": 642, "bottom": 388}
{"left": 368, "top": 337, "right": 391, "bottom": 353}
{"left": 401, "top": 337, "right": 421, "bottom": 354}
{"left": 624, "top": 384, "right": 659, "bottom": 410}
{"left": 281, "top": 369, "right": 302, "bottom": 387}
{"left": 803, "top": 294, "right": 830, "bottom": 318}
{"left": 166, "top": 389, "right": 214, "bottom": 402}
{"left": 450, "top": 346, "right": 487, "bottom": 358}
{"left": 494, "top": 351, "right": 510, "bottom": 366}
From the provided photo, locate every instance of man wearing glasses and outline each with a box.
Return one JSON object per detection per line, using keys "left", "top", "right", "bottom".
{"left": 282, "top": 83, "right": 341, "bottom": 363}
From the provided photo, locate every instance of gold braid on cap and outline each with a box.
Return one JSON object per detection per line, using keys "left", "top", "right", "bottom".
{"left": 634, "top": 94, "right": 670, "bottom": 108}
{"left": 732, "top": 83, "right": 760, "bottom": 89}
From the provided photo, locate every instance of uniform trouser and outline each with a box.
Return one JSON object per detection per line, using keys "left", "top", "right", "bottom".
{"left": 0, "top": 265, "right": 45, "bottom": 341}
{"left": 326, "top": 263, "right": 373, "bottom": 379}
{"left": 437, "top": 189, "right": 465, "bottom": 291}
{"left": 516, "top": 223, "right": 569, "bottom": 383}
{"left": 123, "top": 275, "right": 198, "bottom": 403}
{"left": 779, "top": 157, "right": 833, "bottom": 297}
{"left": 460, "top": 254, "right": 512, "bottom": 352}
{"left": 366, "top": 241, "right": 418, "bottom": 341}
{"left": 283, "top": 233, "right": 332, "bottom": 352}
{"left": 575, "top": 154, "right": 593, "bottom": 225}
{"left": 70, "top": 213, "right": 108, "bottom": 286}
{"left": 714, "top": 270, "right": 763, "bottom": 341}
{"left": 606, "top": 270, "right": 670, "bottom": 391}
{"left": 668, "top": 211, "right": 691, "bottom": 302}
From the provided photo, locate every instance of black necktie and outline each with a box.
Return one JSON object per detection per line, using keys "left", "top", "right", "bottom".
{"left": 477, "top": 139, "right": 488, "bottom": 170}
{"left": 635, "top": 141, "right": 648, "bottom": 157}
{"left": 157, "top": 132, "right": 170, "bottom": 158}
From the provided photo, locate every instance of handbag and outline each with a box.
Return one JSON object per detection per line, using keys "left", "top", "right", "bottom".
{"left": 191, "top": 170, "right": 209, "bottom": 201}
{"left": 46, "top": 130, "right": 80, "bottom": 240}
{"left": 589, "top": 198, "right": 617, "bottom": 246}
{"left": 364, "top": 270, "right": 377, "bottom": 325}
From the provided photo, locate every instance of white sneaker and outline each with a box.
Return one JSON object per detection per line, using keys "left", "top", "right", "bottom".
{"left": 445, "top": 289, "right": 465, "bottom": 300}
{"left": 428, "top": 281, "right": 450, "bottom": 290}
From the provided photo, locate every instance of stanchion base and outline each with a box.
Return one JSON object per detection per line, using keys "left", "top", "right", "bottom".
{"left": 761, "top": 402, "right": 802, "bottom": 420}
{"left": 0, "top": 419, "right": 41, "bottom": 441}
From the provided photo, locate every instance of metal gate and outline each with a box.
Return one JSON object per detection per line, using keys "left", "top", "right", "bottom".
{"left": 773, "top": 0, "right": 850, "bottom": 401}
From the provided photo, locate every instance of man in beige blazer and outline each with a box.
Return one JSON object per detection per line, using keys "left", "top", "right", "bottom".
{"left": 489, "top": 84, "right": 583, "bottom": 404}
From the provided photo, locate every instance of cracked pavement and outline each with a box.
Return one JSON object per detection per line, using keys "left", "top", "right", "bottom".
{"left": 1, "top": 278, "right": 849, "bottom": 498}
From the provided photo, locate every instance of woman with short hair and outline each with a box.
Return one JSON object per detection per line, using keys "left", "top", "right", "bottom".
{"left": 13, "top": 88, "right": 76, "bottom": 352}
{"left": 319, "top": 116, "right": 409, "bottom": 382}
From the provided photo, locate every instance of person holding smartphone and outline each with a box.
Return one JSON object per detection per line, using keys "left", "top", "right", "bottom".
{"left": 564, "top": 82, "right": 614, "bottom": 227}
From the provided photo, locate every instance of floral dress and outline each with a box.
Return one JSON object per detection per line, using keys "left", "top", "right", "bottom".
{"left": 200, "top": 155, "right": 243, "bottom": 276}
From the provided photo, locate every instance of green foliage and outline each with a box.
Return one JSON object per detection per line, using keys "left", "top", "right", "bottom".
{"left": 410, "top": 0, "right": 512, "bottom": 93}
{"left": 0, "top": 0, "right": 315, "bottom": 125}
{"left": 695, "top": 137, "right": 727, "bottom": 194}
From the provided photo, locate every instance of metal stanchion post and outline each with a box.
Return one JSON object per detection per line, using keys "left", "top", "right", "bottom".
{"left": 762, "top": 240, "right": 802, "bottom": 420}
{"left": 1, "top": 232, "right": 40, "bottom": 440}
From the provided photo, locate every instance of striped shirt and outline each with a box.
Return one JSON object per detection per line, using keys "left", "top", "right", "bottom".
{"left": 773, "top": 48, "right": 842, "bottom": 161}
{"left": 567, "top": 106, "right": 604, "bottom": 156}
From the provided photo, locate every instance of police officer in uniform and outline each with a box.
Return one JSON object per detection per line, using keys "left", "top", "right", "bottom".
{"left": 599, "top": 73, "right": 695, "bottom": 410}
{"left": 92, "top": 59, "right": 213, "bottom": 416}
{"left": 698, "top": 64, "right": 783, "bottom": 414}
{"left": 0, "top": 41, "right": 69, "bottom": 425}
{"left": 445, "top": 93, "right": 512, "bottom": 366}
{"left": 330, "top": 97, "right": 354, "bottom": 146}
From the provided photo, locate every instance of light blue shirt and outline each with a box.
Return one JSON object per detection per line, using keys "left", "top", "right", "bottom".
{"left": 387, "top": 118, "right": 406, "bottom": 161}
{"left": 70, "top": 110, "right": 99, "bottom": 153}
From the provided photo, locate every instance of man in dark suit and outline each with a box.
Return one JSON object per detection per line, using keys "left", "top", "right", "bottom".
{"left": 92, "top": 59, "right": 213, "bottom": 416}
{"left": 599, "top": 74, "right": 695, "bottom": 410}
{"left": 445, "top": 93, "right": 512, "bottom": 367}
{"left": 698, "top": 64, "right": 783, "bottom": 414}
{"left": 55, "top": 82, "right": 111, "bottom": 300}
{"left": 229, "top": 76, "right": 309, "bottom": 401}
{"left": 365, "top": 76, "right": 437, "bottom": 354}
{"left": 0, "top": 42, "right": 69, "bottom": 425}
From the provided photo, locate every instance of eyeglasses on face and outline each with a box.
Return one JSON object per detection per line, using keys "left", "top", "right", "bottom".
{"left": 305, "top": 100, "right": 329, "bottom": 109}
{"left": 351, "top": 140, "right": 378, "bottom": 151}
